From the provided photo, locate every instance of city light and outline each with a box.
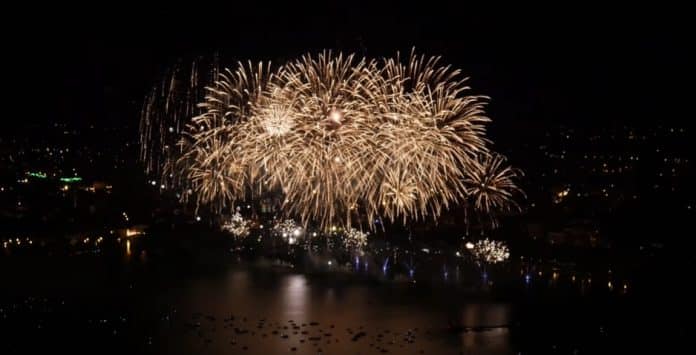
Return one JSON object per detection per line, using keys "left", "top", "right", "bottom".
{"left": 60, "top": 177, "right": 82, "bottom": 183}
{"left": 125, "top": 229, "right": 143, "bottom": 237}
{"left": 27, "top": 172, "right": 47, "bottom": 179}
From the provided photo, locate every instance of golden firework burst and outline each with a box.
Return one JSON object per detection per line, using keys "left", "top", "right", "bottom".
{"left": 143, "top": 50, "right": 523, "bottom": 229}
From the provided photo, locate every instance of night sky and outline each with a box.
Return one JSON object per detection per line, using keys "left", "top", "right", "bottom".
{"left": 6, "top": 4, "right": 691, "bottom": 134}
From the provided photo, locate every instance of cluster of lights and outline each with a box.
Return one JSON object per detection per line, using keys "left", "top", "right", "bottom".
{"left": 59, "top": 176, "right": 82, "bottom": 183}
{"left": 25, "top": 171, "right": 82, "bottom": 184}
{"left": 82, "top": 236, "right": 105, "bottom": 245}
{"left": 3, "top": 237, "right": 34, "bottom": 249}
{"left": 27, "top": 171, "right": 47, "bottom": 179}
{"left": 553, "top": 187, "right": 570, "bottom": 204}
{"left": 3, "top": 236, "right": 112, "bottom": 251}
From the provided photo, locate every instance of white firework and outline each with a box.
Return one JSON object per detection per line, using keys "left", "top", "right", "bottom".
{"left": 342, "top": 228, "right": 368, "bottom": 252}
{"left": 470, "top": 238, "right": 510, "bottom": 264}
{"left": 221, "top": 210, "right": 250, "bottom": 239}
{"left": 272, "top": 219, "right": 303, "bottom": 244}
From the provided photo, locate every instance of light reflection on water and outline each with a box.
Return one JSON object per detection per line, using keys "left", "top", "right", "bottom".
{"left": 0, "top": 239, "right": 680, "bottom": 354}
{"left": 156, "top": 268, "right": 513, "bottom": 354}
{"left": 2, "top": 250, "right": 517, "bottom": 354}
{"left": 282, "top": 275, "right": 308, "bottom": 322}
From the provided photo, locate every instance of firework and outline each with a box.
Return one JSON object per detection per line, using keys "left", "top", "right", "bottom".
{"left": 143, "top": 50, "right": 522, "bottom": 229}
{"left": 220, "top": 210, "right": 250, "bottom": 239}
{"left": 272, "top": 219, "right": 303, "bottom": 244}
{"left": 470, "top": 238, "right": 510, "bottom": 264}
{"left": 342, "top": 228, "right": 368, "bottom": 252}
{"left": 464, "top": 153, "right": 524, "bottom": 213}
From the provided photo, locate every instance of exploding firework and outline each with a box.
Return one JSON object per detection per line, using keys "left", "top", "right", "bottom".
{"left": 342, "top": 228, "right": 368, "bottom": 252}
{"left": 464, "top": 154, "right": 524, "bottom": 213}
{"left": 272, "top": 219, "right": 303, "bottom": 244}
{"left": 221, "top": 210, "right": 251, "bottom": 239}
{"left": 143, "top": 50, "right": 522, "bottom": 229}
{"left": 470, "top": 238, "right": 510, "bottom": 264}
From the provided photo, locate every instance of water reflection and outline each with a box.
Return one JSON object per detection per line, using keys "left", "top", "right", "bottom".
{"left": 282, "top": 275, "right": 308, "bottom": 322}
{"left": 154, "top": 268, "right": 515, "bottom": 354}
{"left": 460, "top": 303, "right": 511, "bottom": 328}
{"left": 2, "top": 252, "right": 517, "bottom": 354}
{"left": 459, "top": 303, "right": 512, "bottom": 354}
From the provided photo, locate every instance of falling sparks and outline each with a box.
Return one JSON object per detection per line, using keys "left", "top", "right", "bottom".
{"left": 142, "top": 50, "right": 523, "bottom": 229}
{"left": 139, "top": 56, "right": 220, "bottom": 179}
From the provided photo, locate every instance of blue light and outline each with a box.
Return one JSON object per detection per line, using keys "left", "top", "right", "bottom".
{"left": 525, "top": 274, "right": 531, "bottom": 284}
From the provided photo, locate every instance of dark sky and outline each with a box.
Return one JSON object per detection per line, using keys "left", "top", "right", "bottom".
{"left": 6, "top": 4, "right": 692, "bottom": 132}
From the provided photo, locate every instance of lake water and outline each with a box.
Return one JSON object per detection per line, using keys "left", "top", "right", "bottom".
{"left": 1, "top": 243, "right": 691, "bottom": 354}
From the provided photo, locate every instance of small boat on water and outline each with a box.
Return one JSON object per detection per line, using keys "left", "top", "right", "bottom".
{"left": 446, "top": 319, "right": 509, "bottom": 333}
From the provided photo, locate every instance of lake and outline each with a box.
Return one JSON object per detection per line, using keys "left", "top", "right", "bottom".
{"left": 1, "top": 241, "right": 691, "bottom": 354}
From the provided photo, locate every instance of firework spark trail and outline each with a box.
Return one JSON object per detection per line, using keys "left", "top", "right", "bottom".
{"left": 139, "top": 57, "right": 219, "bottom": 179}
{"left": 141, "top": 50, "right": 523, "bottom": 230}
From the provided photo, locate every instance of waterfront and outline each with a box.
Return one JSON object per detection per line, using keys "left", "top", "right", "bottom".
{"left": 2, "top": 239, "right": 691, "bottom": 355}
